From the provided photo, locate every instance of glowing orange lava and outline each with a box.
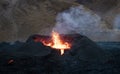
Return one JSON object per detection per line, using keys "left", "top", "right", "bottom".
{"left": 42, "top": 31, "right": 71, "bottom": 55}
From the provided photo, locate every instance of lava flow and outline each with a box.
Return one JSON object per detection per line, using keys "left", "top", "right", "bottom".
{"left": 36, "top": 31, "right": 71, "bottom": 55}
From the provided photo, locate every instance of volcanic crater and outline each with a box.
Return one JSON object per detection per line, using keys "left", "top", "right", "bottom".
{"left": 0, "top": 33, "right": 117, "bottom": 74}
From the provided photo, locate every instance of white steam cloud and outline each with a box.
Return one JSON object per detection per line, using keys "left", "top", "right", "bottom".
{"left": 54, "top": 5, "right": 103, "bottom": 35}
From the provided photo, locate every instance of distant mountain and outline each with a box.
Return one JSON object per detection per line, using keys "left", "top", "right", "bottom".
{"left": 0, "top": 0, "right": 120, "bottom": 42}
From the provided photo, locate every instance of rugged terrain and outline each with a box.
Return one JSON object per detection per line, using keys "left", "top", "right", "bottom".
{"left": 0, "top": 34, "right": 119, "bottom": 74}
{"left": 0, "top": 0, "right": 120, "bottom": 42}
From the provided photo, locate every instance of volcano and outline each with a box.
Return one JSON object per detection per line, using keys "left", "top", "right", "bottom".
{"left": 31, "top": 33, "right": 110, "bottom": 61}
{"left": 0, "top": 34, "right": 118, "bottom": 74}
{"left": 34, "top": 31, "right": 71, "bottom": 55}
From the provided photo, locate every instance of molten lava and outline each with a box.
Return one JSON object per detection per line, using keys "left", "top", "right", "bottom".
{"left": 40, "top": 31, "right": 71, "bottom": 55}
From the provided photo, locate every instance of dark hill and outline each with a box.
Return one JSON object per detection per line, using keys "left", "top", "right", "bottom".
{"left": 0, "top": 34, "right": 119, "bottom": 74}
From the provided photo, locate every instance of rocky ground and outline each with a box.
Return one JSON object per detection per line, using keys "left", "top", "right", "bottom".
{"left": 0, "top": 34, "right": 120, "bottom": 74}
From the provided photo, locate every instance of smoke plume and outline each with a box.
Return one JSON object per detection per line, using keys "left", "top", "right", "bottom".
{"left": 114, "top": 14, "right": 120, "bottom": 30}
{"left": 54, "top": 5, "right": 103, "bottom": 36}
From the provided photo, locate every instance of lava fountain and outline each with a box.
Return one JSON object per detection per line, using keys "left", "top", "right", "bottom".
{"left": 35, "top": 31, "right": 71, "bottom": 55}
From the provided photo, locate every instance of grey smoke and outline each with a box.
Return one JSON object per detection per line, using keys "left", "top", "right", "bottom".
{"left": 114, "top": 14, "right": 120, "bottom": 30}
{"left": 54, "top": 5, "right": 103, "bottom": 36}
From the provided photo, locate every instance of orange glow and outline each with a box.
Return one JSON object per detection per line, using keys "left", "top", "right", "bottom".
{"left": 41, "top": 31, "right": 71, "bottom": 55}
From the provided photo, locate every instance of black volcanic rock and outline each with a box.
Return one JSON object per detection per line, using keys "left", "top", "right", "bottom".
{"left": 69, "top": 35, "right": 111, "bottom": 62}
{"left": 19, "top": 42, "right": 51, "bottom": 57}
{"left": 0, "top": 34, "right": 117, "bottom": 74}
